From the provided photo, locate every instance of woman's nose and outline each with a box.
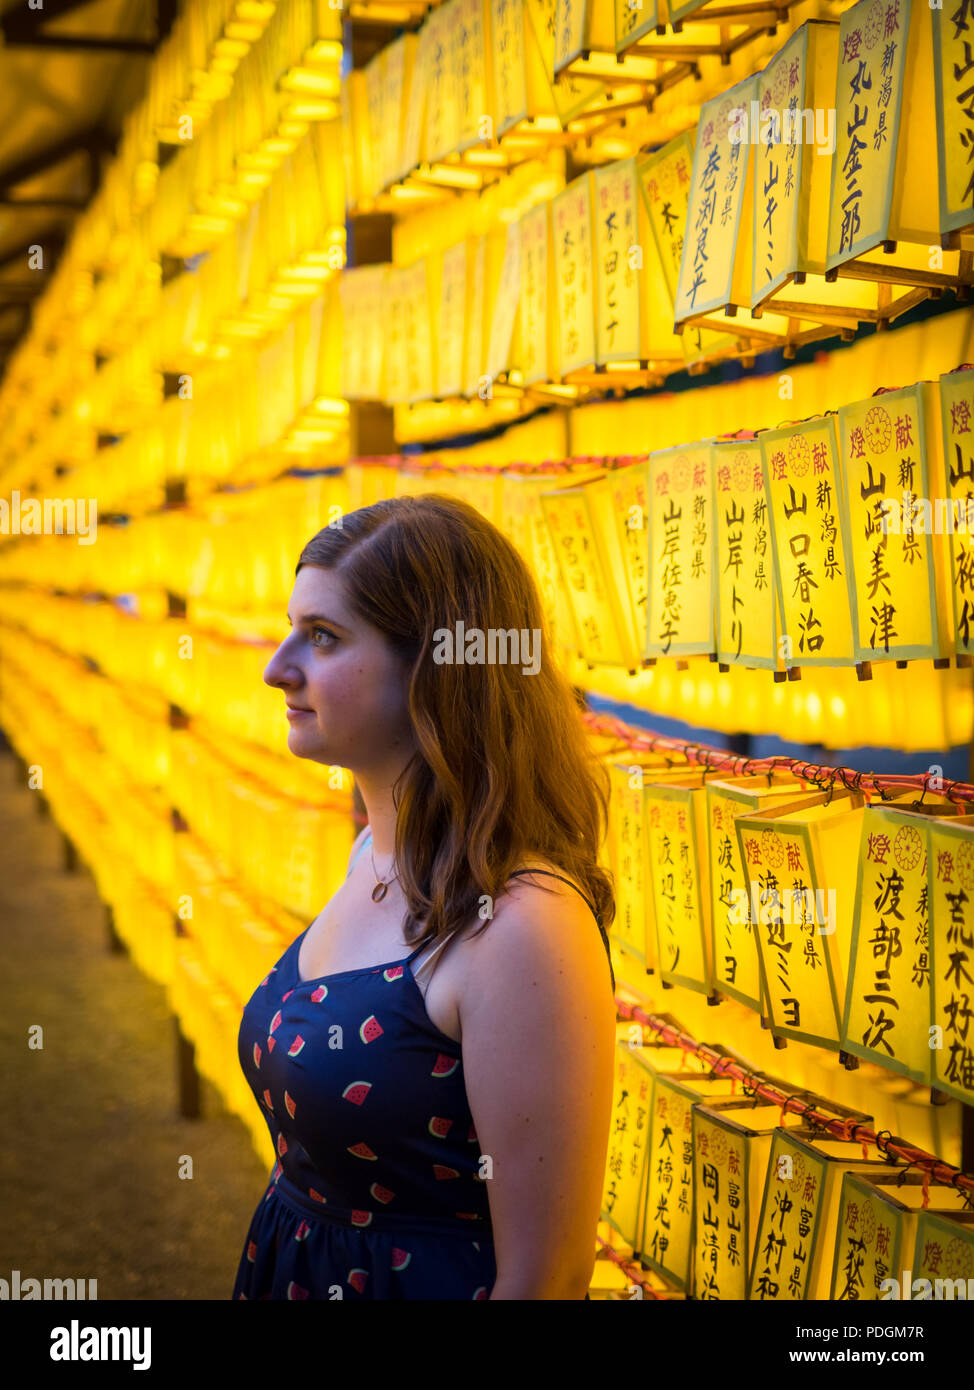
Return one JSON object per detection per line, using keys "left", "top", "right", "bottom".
{"left": 264, "top": 645, "right": 295, "bottom": 688}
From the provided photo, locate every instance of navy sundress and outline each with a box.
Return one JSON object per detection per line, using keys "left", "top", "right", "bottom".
{"left": 232, "top": 832, "right": 613, "bottom": 1300}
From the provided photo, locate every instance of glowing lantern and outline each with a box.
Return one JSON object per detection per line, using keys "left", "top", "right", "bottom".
{"left": 933, "top": 4, "right": 974, "bottom": 239}
{"left": 639, "top": 133, "right": 737, "bottom": 372}
{"left": 748, "top": 1127, "right": 891, "bottom": 1301}
{"left": 937, "top": 367, "right": 974, "bottom": 658}
{"left": 928, "top": 815, "right": 974, "bottom": 1107}
{"left": 645, "top": 441, "right": 715, "bottom": 660}
{"left": 644, "top": 774, "right": 713, "bottom": 996}
{"left": 837, "top": 383, "right": 953, "bottom": 665}
{"left": 524, "top": 0, "right": 605, "bottom": 123}
{"left": 734, "top": 789, "right": 866, "bottom": 1050}
{"left": 692, "top": 1101, "right": 806, "bottom": 1300}
{"left": 600, "top": 1031, "right": 657, "bottom": 1246}
{"left": 539, "top": 472, "right": 641, "bottom": 669}
{"left": 842, "top": 803, "right": 961, "bottom": 1083}
{"left": 830, "top": 1169, "right": 974, "bottom": 1299}
{"left": 910, "top": 1210, "right": 974, "bottom": 1296}
{"left": 706, "top": 776, "right": 803, "bottom": 1014}
{"left": 760, "top": 415, "right": 858, "bottom": 671}
{"left": 638, "top": 1070, "right": 740, "bottom": 1291}
{"left": 825, "top": 0, "right": 970, "bottom": 304}
{"left": 551, "top": 173, "right": 597, "bottom": 380}
{"left": 713, "top": 437, "right": 782, "bottom": 671}
{"left": 749, "top": 20, "right": 901, "bottom": 333}
{"left": 485, "top": 220, "right": 522, "bottom": 385}
{"left": 607, "top": 755, "right": 694, "bottom": 974}
{"left": 517, "top": 201, "right": 556, "bottom": 386}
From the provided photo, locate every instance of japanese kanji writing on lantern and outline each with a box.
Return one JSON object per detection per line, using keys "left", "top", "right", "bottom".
{"left": 364, "top": 37, "right": 410, "bottom": 195}
{"left": 714, "top": 440, "right": 779, "bottom": 667}
{"left": 573, "top": 467, "right": 645, "bottom": 668}
{"left": 423, "top": 2, "right": 455, "bottom": 165}
{"left": 761, "top": 418, "right": 858, "bottom": 667}
{"left": 593, "top": 159, "right": 641, "bottom": 364}
{"left": 830, "top": 1175, "right": 904, "bottom": 1300}
{"left": 641, "top": 1077, "right": 700, "bottom": 1290}
{"left": 841, "top": 807, "right": 935, "bottom": 1083}
{"left": 552, "top": 174, "right": 597, "bottom": 377}
{"left": 608, "top": 458, "right": 651, "bottom": 662}
{"left": 490, "top": 0, "right": 529, "bottom": 137}
{"left": 452, "top": 0, "right": 488, "bottom": 153}
{"left": 692, "top": 1108, "right": 762, "bottom": 1300}
{"left": 939, "top": 368, "right": 974, "bottom": 654}
{"left": 734, "top": 796, "right": 863, "bottom": 1049}
{"left": 928, "top": 818, "right": 974, "bottom": 1106}
{"left": 646, "top": 442, "right": 715, "bottom": 658}
{"left": 517, "top": 202, "right": 552, "bottom": 386}
{"left": 554, "top": 0, "right": 588, "bottom": 72}
{"left": 639, "top": 133, "right": 734, "bottom": 368}
{"left": 486, "top": 219, "right": 522, "bottom": 381}
{"left": 932, "top": 0, "right": 974, "bottom": 232}
{"left": 523, "top": 476, "right": 577, "bottom": 650}
{"left": 839, "top": 384, "right": 951, "bottom": 662}
{"left": 614, "top": 0, "right": 659, "bottom": 52}
{"left": 525, "top": 0, "right": 604, "bottom": 121}
{"left": 675, "top": 73, "right": 760, "bottom": 324}
{"left": 706, "top": 780, "right": 801, "bottom": 1012}
{"left": 640, "top": 134, "right": 693, "bottom": 302}
{"left": 539, "top": 485, "right": 630, "bottom": 666}
{"left": 910, "top": 1210, "right": 974, "bottom": 1295}
{"left": 602, "top": 1038, "right": 653, "bottom": 1246}
{"left": 749, "top": 1130, "right": 832, "bottom": 1300}
{"left": 645, "top": 783, "right": 713, "bottom": 995}
{"left": 826, "top": 0, "right": 909, "bottom": 268}
{"left": 436, "top": 241, "right": 467, "bottom": 398}
{"left": 752, "top": 25, "right": 806, "bottom": 306}
{"left": 609, "top": 762, "right": 656, "bottom": 969}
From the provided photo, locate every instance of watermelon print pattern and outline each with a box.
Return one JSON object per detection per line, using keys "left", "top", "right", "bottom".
{"left": 231, "top": 843, "right": 497, "bottom": 1301}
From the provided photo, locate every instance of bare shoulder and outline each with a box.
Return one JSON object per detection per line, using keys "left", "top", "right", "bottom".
{"left": 454, "top": 862, "right": 613, "bottom": 1019}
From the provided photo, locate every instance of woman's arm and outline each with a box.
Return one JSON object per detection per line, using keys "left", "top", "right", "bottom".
{"left": 457, "top": 880, "right": 617, "bottom": 1300}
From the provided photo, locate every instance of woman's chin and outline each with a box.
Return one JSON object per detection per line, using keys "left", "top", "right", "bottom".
{"left": 287, "top": 724, "right": 324, "bottom": 751}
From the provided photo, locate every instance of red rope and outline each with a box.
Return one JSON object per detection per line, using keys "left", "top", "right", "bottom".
{"left": 614, "top": 1000, "right": 974, "bottom": 1196}
{"left": 581, "top": 711, "right": 974, "bottom": 805}
{"left": 593, "top": 1237, "right": 669, "bottom": 1299}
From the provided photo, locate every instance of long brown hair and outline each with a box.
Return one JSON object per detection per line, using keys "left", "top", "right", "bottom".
{"left": 296, "top": 493, "right": 615, "bottom": 958}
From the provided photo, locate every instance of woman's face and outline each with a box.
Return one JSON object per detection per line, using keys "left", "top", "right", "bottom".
{"left": 263, "top": 565, "right": 416, "bottom": 774}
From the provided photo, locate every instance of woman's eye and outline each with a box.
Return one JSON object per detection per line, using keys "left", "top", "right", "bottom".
{"left": 310, "top": 626, "right": 337, "bottom": 649}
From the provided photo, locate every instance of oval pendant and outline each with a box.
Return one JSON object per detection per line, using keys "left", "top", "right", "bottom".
{"left": 371, "top": 881, "right": 389, "bottom": 903}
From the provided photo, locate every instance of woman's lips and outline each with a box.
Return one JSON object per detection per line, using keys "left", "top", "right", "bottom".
{"left": 286, "top": 707, "right": 314, "bottom": 719}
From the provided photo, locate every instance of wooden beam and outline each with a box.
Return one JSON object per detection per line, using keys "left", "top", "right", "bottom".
{"left": 0, "top": 128, "right": 111, "bottom": 194}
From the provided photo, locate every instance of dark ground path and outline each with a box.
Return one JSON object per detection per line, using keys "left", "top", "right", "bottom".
{"left": 0, "top": 742, "right": 270, "bottom": 1299}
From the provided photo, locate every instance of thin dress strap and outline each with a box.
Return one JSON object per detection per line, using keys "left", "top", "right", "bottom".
{"left": 410, "top": 931, "right": 454, "bottom": 977}
{"left": 507, "top": 868, "right": 615, "bottom": 992}
{"left": 345, "top": 828, "right": 374, "bottom": 879}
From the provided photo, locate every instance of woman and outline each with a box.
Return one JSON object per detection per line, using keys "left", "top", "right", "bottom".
{"left": 232, "top": 494, "right": 617, "bottom": 1301}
